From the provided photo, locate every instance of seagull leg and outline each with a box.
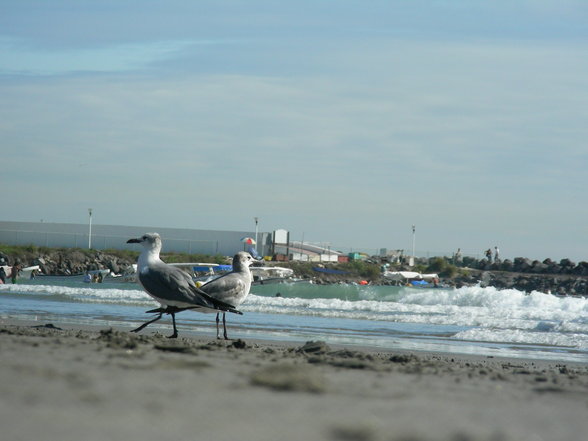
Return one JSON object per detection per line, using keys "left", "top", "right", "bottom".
{"left": 215, "top": 312, "right": 221, "bottom": 339}
{"left": 222, "top": 312, "right": 229, "bottom": 340}
{"left": 131, "top": 312, "right": 163, "bottom": 333}
{"left": 168, "top": 312, "right": 178, "bottom": 339}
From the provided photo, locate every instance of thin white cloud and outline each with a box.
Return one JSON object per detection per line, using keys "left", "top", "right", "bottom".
{"left": 0, "top": 37, "right": 225, "bottom": 75}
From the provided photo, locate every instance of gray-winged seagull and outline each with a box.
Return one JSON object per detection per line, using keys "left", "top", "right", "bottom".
{"left": 127, "top": 233, "right": 252, "bottom": 339}
{"left": 197, "top": 250, "right": 254, "bottom": 339}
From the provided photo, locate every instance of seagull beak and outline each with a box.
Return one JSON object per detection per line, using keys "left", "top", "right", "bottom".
{"left": 127, "top": 238, "right": 141, "bottom": 244}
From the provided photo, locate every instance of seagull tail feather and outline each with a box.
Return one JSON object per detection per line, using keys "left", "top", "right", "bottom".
{"left": 208, "top": 295, "right": 243, "bottom": 315}
{"left": 194, "top": 289, "right": 243, "bottom": 315}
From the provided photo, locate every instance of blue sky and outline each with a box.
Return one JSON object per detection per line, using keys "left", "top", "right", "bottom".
{"left": 2, "top": 1, "right": 587, "bottom": 261}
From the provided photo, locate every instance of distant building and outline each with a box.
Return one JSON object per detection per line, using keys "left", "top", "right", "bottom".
{"left": 0, "top": 221, "right": 271, "bottom": 257}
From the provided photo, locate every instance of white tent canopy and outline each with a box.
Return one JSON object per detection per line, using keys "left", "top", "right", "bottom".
{"left": 382, "top": 271, "right": 438, "bottom": 281}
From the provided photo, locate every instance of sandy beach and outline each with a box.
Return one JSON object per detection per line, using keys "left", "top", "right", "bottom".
{"left": 1, "top": 319, "right": 587, "bottom": 441}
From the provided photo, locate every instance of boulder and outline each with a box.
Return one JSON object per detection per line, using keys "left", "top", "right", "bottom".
{"left": 513, "top": 257, "right": 532, "bottom": 272}
{"left": 559, "top": 259, "right": 576, "bottom": 273}
{"left": 572, "top": 262, "right": 588, "bottom": 276}
{"left": 530, "top": 260, "right": 548, "bottom": 274}
{"left": 499, "top": 259, "right": 514, "bottom": 272}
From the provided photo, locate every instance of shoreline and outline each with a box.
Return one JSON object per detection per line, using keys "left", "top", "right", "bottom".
{"left": 1, "top": 319, "right": 587, "bottom": 441}
{"left": 4, "top": 315, "right": 587, "bottom": 367}
{"left": 5, "top": 315, "right": 588, "bottom": 365}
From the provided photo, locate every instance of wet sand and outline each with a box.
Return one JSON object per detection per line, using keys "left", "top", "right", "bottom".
{"left": 1, "top": 319, "right": 587, "bottom": 441}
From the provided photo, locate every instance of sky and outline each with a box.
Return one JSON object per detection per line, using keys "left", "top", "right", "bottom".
{"left": 1, "top": 0, "right": 587, "bottom": 262}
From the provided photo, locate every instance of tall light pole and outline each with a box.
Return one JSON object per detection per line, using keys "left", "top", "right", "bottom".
{"left": 301, "top": 232, "right": 305, "bottom": 262}
{"left": 411, "top": 224, "right": 416, "bottom": 260}
{"left": 88, "top": 208, "right": 93, "bottom": 249}
{"left": 254, "top": 217, "right": 259, "bottom": 253}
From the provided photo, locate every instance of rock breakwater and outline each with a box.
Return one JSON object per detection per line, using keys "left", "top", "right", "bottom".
{"left": 0, "top": 247, "right": 136, "bottom": 277}
{"left": 1, "top": 246, "right": 586, "bottom": 295}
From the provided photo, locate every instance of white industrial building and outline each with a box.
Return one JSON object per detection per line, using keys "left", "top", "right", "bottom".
{"left": 0, "top": 221, "right": 353, "bottom": 261}
{"left": 0, "top": 221, "right": 272, "bottom": 257}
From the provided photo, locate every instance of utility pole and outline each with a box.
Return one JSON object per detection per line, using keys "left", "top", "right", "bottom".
{"left": 301, "top": 232, "right": 305, "bottom": 262}
{"left": 88, "top": 208, "right": 93, "bottom": 249}
{"left": 411, "top": 224, "right": 416, "bottom": 260}
{"left": 254, "top": 217, "right": 259, "bottom": 253}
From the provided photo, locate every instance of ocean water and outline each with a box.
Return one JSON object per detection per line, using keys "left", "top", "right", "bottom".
{"left": 1, "top": 279, "right": 587, "bottom": 363}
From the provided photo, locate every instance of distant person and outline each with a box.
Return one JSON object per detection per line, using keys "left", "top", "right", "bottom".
{"left": 0, "top": 266, "right": 6, "bottom": 284}
{"left": 247, "top": 245, "right": 262, "bottom": 260}
{"left": 485, "top": 249, "right": 492, "bottom": 262}
{"left": 494, "top": 246, "right": 500, "bottom": 262}
{"left": 453, "top": 248, "right": 462, "bottom": 265}
{"left": 11, "top": 263, "right": 21, "bottom": 284}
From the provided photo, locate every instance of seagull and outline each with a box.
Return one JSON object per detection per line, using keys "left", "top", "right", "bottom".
{"left": 126, "top": 233, "right": 249, "bottom": 339}
{"left": 197, "top": 250, "right": 254, "bottom": 339}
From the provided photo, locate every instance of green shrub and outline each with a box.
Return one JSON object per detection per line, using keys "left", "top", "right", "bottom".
{"left": 426, "top": 257, "right": 458, "bottom": 278}
{"left": 340, "top": 261, "right": 381, "bottom": 279}
{"left": 162, "top": 253, "right": 226, "bottom": 264}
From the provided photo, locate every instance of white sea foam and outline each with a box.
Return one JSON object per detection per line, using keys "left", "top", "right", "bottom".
{"left": 0, "top": 284, "right": 154, "bottom": 305}
{"left": 454, "top": 328, "right": 588, "bottom": 349}
{"left": 3, "top": 282, "right": 588, "bottom": 351}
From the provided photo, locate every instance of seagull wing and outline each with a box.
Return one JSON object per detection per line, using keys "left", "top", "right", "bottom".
{"left": 139, "top": 263, "right": 243, "bottom": 314}
{"left": 138, "top": 263, "right": 215, "bottom": 309}
{"left": 199, "top": 272, "right": 249, "bottom": 307}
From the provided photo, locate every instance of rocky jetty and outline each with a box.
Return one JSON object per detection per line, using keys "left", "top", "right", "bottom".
{"left": 1, "top": 246, "right": 587, "bottom": 296}
{"left": 449, "top": 257, "right": 588, "bottom": 296}
{"left": 0, "top": 248, "right": 136, "bottom": 277}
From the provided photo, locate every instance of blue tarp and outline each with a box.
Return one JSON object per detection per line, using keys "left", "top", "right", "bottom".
{"left": 193, "top": 265, "right": 233, "bottom": 272}
{"left": 410, "top": 280, "right": 428, "bottom": 286}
